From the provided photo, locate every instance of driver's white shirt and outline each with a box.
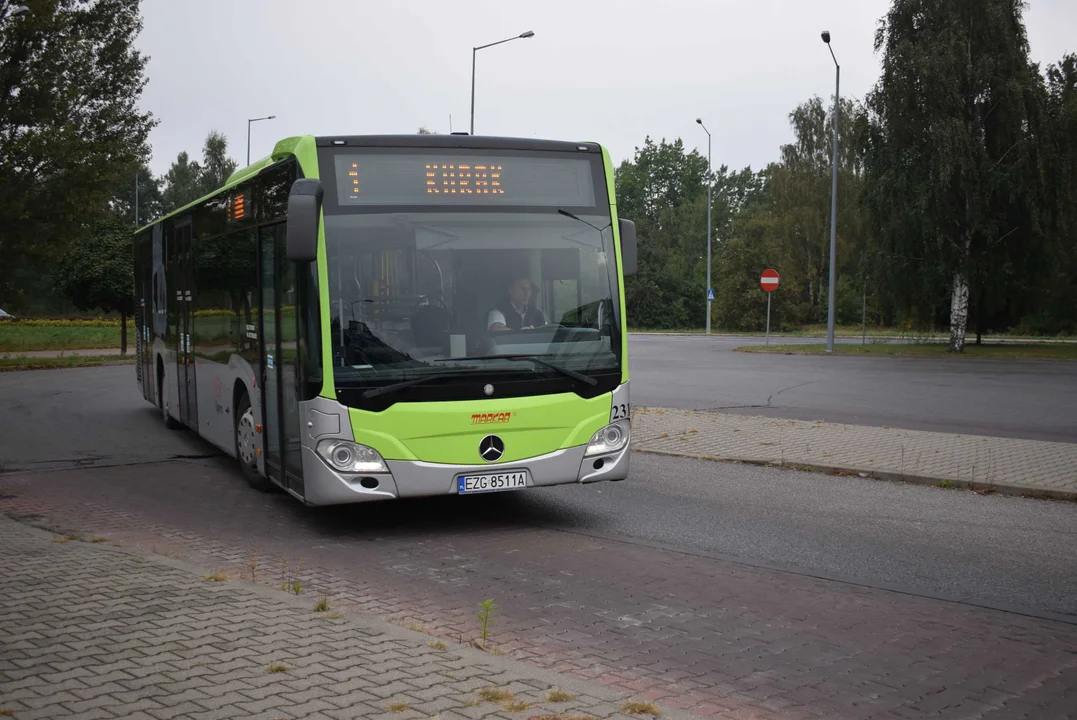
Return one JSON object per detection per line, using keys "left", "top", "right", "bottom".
{"left": 487, "top": 301, "right": 529, "bottom": 330}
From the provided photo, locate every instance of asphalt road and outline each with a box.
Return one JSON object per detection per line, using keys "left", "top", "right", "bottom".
{"left": 628, "top": 334, "right": 1077, "bottom": 442}
{"left": 1, "top": 364, "right": 1074, "bottom": 618}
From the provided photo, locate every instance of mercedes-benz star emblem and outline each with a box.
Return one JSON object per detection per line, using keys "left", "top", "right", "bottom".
{"left": 479, "top": 435, "right": 505, "bottom": 462}
{"left": 483, "top": 383, "right": 495, "bottom": 396}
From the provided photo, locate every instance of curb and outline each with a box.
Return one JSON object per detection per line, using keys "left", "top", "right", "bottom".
{"left": 631, "top": 448, "right": 1077, "bottom": 503}
{"left": 0, "top": 512, "right": 698, "bottom": 720}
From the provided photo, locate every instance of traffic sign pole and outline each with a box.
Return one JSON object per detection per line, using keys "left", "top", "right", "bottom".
{"left": 766, "top": 293, "right": 772, "bottom": 346}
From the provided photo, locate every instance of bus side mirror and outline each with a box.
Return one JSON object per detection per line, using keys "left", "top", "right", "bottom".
{"left": 286, "top": 179, "right": 324, "bottom": 262}
{"left": 618, "top": 218, "right": 637, "bottom": 276}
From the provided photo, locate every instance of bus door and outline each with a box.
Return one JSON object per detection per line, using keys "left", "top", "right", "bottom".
{"left": 259, "top": 223, "right": 304, "bottom": 496}
{"left": 175, "top": 218, "right": 197, "bottom": 426}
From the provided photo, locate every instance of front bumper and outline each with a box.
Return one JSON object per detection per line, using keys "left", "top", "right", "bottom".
{"left": 300, "top": 436, "right": 630, "bottom": 506}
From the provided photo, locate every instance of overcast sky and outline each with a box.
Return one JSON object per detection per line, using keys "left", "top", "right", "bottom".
{"left": 137, "top": 0, "right": 1076, "bottom": 179}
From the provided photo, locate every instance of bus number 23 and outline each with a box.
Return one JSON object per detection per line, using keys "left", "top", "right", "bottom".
{"left": 611, "top": 403, "right": 629, "bottom": 421}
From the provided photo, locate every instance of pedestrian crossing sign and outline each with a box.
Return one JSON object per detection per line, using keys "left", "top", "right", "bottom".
{"left": 707, "top": 288, "right": 715, "bottom": 301}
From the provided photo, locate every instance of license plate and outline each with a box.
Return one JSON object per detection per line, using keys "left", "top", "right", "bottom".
{"left": 457, "top": 471, "right": 528, "bottom": 494}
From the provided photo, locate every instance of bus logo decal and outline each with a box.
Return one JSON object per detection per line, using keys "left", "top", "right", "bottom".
{"left": 472, "top": 412, "right": 511, "bottom": 425}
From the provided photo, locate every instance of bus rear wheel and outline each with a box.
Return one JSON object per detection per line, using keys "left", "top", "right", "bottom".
{"left": 234, "top": 392, "right": 275, "bottom": 492}
{"left": 158, "top": 361, "right": 180, "bottom": 430}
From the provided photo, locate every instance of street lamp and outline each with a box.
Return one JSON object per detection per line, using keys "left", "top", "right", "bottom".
{"left": 696, "top": 118, "right": 713, "bottom": 335}
{"left": 470, "top": 30, "right": 535, "bottom": 136}
{"left": 1, "top": 4, "right": 30, "bottom": 55}
{"left": 246, "top": 115, "right": 276, "bottom": 166}
{"left": 822, "top": 30, "right": 839, "bottom": 353}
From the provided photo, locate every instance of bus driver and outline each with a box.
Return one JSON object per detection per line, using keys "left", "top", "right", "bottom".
{"left": 487, "top": 275, "right": 545, "bottom": 332}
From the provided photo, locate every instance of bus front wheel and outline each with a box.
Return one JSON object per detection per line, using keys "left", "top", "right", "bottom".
{"left": 234, "top": 392, "right": 275, "bottom": 492}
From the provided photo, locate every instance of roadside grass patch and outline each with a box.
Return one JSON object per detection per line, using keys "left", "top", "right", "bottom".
{"left": 736, "top": 342, "right": 1077, "bottom": 360}
{"left": 546, "top": 690, "right": 576, "bottom": 703}
{"left": 621, "top": 701, "right": 661, "bottom": 716}
{"left": 0, "top": 354, "right": 134, "bottom": 372}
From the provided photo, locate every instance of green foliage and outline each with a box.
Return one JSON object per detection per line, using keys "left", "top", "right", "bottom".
{"left": 864, "top": 0, "right": 1049, "bottom": 350}
{"left": 54, "top": 217, "right": 135, "bottom": 352}
{"left": 476, "top": 598, "right": 496, "bottom": 649}
{"left": 161, "top": 131, "right": 240, "bottom": 213}
{"left": 0, "top": 0, "right": 155, "bottom": 310}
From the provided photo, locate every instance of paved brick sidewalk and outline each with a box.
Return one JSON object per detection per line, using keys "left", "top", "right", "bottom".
{"left": 0, "top": 515, "right": 676, "bottom": 720}
{"left": 632, "top": 408, "right": 1077, "bottom": 500}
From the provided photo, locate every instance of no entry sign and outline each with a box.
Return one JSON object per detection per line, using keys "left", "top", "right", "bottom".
{"left": 760, "top": 269, "right": 780, "bottom": 292}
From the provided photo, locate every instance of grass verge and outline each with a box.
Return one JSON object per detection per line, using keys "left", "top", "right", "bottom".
{"left": 0, "top": 325, "right": 125, "bottom": 352}
{"left": 736, "top": 343, "right": 1077, "bottom": 360}
{"left": 0, "top": 355, "right": 134, "bottom": 372}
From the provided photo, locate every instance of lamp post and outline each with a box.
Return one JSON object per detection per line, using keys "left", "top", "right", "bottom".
{"left": 822, "top": 30, "right": 839, "bottom": 353}
{"left": 470, "top": 31, "right": 535, "bottom": 136}
{"left": 246, "top": 115, "right": 276, "bottom": 166}
{"left": 1, "top": 4, "right": 30, "bottom": 55}
{"left": 696, "top": 118, "right": 713, "bottom": 335}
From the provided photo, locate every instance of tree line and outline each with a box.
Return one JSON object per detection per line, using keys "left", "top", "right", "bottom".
{"left": 620, "top": 0, "right": 1077, "bottom": 350}
{"left": 1, "top": 0, "right": 1074, "bottom": 353}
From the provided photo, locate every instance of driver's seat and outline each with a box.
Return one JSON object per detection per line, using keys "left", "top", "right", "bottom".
{"left": 411, "top": 301, "right": 452, "bottom": 352}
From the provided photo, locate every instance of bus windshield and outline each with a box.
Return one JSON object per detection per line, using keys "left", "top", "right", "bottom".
{"left": 323, "top": 209, "right": 622, "bottom": 409}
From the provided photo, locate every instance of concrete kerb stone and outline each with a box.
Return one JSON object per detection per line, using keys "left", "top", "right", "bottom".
{"left": 634, "top": 447, "right": 1077, "bottom": 503}
{"left": 0, "top": 513, "right": 697, "bottom": 720}
{"left": 630, "top": 407, "right": 1077, "bottom": 503}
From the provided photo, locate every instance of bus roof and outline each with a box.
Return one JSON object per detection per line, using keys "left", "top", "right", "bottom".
{"left": 138, "top": 134, "right": 606, "bottom": 235}
{"left": 313, "top": 134, "right": 601, "bottom": 154}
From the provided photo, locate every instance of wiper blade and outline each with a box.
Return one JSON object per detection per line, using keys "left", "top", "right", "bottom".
{"left": 361, "top": 371, "right": 473, "bottom": 399}
{"left": 429, "top": 355, "right": 599, "bottom": 387}
{"left": 486, "top": 354, "right": 599, "bottom": 387}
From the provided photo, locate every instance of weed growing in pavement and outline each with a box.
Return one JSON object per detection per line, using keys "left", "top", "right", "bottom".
{"left": 621, "top": 701, "right": 661, "bottom": 716}
{"left": 477, "top": 598, "right": 496, "bottom": 649}
{"left": 478, "top": 688, "right": 513, "bottom": 703}
{"left": 279, "top": 555, "right": 287, "bottom": 588}
{"left": 530, "top": 715, "right": 591, "bottom": 720}
{"left": 503, "top": 700, "right": 532, "bottom": 713}
{"left": 289, "top": 580, "right": 304, "bottom": 595}
{"left": 266, "top": 663, "right": 288, "bottom": 673}
{"left": 939, "top": 480, "right": 954, "bottom": 489}
{"left": 388, "top": 702, "right": 410, "bottom": 712}
{"left": 52, "top": 534, "right": 80, "bottom": 543}
{"left": 313, "top": 597, "right": 330, "bottom": 612}
{"left": 546, "top": 690, "right": 575, "bottom": 703}
{"left": 0, "top": 708, "right": 12, "bottom": 716}
{"left": 90, "top": 536, "right": 108, "bottom": 543}
{"left": 248, "top": 550, "right": 259, "bottom": 582}
{"left": 323, "top": 612, "right": 341, "bottom": 619}
{"left": 203, "top": 571, "right": 229, "bottom": 582}
{"left": 401, "top": 620, "right": 430, "bottom": 634}
{"left": 428, "top": 641, "right": 447, "bottom": 651}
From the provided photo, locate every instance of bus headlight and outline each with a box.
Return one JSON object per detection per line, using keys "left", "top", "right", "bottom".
{"left": 316, "top": 439, "right": 388, "bottom": 474}
{"left": 585, "top": 420, "right": 630, "bottom": 457}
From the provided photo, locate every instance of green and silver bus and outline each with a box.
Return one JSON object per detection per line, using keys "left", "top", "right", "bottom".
{"left": 133, "top": 134, "right": 637, "bottom": 505}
